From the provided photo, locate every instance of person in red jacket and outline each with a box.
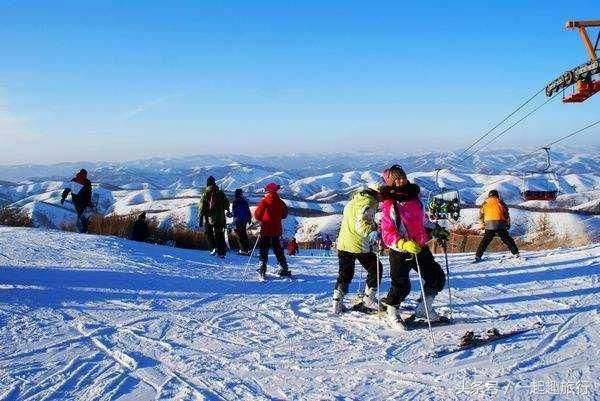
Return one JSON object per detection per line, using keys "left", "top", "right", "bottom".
{"left": 287, "top": 238, "right": 299, "bottom": 256}
{"left": 254, "top": 182, "right": 291, "bottom": 277}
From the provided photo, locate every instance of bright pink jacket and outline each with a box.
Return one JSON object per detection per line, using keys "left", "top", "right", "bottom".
{"left": 381, "top": 197, "right": 430, "bottom": 250}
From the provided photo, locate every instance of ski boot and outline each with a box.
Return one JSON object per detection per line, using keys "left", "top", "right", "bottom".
{"left": 210, "top": 248, "right": 217, "bottom": 256}
{"left": 256, "top": 262, "right": 267, "bottom": 279}
{"left": 413, "top": 295, "right": 441, "bottom": 322}
{"left": 361, "top": 287, "right": 379, "bottom": 310}
{"left": 458, "top": 331, "right": 478, "bottom": 347}
{"left": 473, "top": 256, "right": 482, "bottom": 264}
{"left": 384, "top": 304, "right": 406, "bottom": 331}
{"left": 277, "top": 266, "right": 292, "bottom": 277}
{"left": 332, "top": 288, "right": 346, "bottom": 314}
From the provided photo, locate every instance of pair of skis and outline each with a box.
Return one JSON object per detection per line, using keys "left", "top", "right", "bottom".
{"left": 350, "top": 300, "right": 542, "bottom": 357}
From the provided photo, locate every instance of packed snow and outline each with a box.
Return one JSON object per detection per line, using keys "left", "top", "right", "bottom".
{"left": 0, "top": 227, "right": 598, "bottom": 400}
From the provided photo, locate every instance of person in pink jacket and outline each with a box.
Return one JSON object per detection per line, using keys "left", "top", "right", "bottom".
{"left": 379, "top": 165, "right": 446, "bottom": 329}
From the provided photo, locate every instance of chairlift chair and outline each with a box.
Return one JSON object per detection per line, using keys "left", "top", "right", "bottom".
{"left": 426, "top": 169, "right": 461, "bottom": 222}
{"left": 520, "top": 147, "right": 560, "bottom": 201}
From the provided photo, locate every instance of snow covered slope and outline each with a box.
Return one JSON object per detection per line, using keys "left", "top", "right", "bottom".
{"left": 0, "top": 227, "right": 598, "bottom": 400}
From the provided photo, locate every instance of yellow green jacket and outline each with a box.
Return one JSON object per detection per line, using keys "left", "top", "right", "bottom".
{"left": 336, "top": 190, "right": 379, "bottom": 253}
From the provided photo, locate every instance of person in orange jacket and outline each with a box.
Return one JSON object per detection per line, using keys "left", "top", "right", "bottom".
{"left": 287, "top": 237, "right": 299, "bottom": 256}
{"left": 474, "top": 190, "right": 519, "bottom": 262}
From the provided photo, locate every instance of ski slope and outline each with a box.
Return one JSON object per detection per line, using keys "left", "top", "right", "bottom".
{"left": 0, "top": 227, "right": 598, "bottom": 400}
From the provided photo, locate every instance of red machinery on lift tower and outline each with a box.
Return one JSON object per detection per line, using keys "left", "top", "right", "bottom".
{"left": 545, "top": 20, "right": 600, "bottom": 103}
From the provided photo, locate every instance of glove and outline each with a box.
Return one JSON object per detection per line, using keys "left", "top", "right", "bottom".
{"left": 367, "top": 230, "right": 380, "bottom": 245}
{"left": 431, "top": 226, "right": 450, "bottom": 241}
{"left": 397, "top": 239, "right": 421, "bottom": 254}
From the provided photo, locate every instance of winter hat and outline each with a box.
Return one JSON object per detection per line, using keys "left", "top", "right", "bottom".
{"left": 235, "top": 188, "right": 243, "bottom": 197}
{"left": 488, "top": 189, "right": 499, "bottom": 198}
{"left": 382, "top": 164, "right": 406, "bottom": 185}
{"left": 78, "top": 169, "right": 88, "bottom": 177}
{"left": 206, "top": 176, "right": 216, "bottom": 187}
{"left": 265, "top": 182, "right": 280, "bottom": 192}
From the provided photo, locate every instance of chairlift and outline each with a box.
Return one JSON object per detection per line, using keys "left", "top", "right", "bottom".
{"left": 521, "top": 147, "right": 560, "bottom": 201}
{"left": 545, "top": 20, "right": 600, "bottom": 103}
{"left": 426, "top": 169, "right": 461, "bottom": 222}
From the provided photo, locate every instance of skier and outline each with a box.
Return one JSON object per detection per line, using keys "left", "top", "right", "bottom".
{"left": 287, "top": 237, "right": 299, "bottom": 256}
{"left": 379, "top": 165, "right": 446, "bottom": 329}
{"left": 331, "top": 184, "right": 382, "bottom": 314}
{"left": 474, "top": 189, "right": 519, "bottom": 262}
{"left": 231, "top": 188, "right": 252, "bottom": 255}
{"left": 321, "top": 234, "right": 333, "bottom": 256}
{"left": 198, "top": 176, "right": 230, "bottom": 258}
{"left": 129, "top": 212, "right": 151, "bottom": 242}
{"left": 61, "top": 169, "right": 93, "bottom": 233}
{"left": 254, "top": 182, "right": 291, "bottom": 277}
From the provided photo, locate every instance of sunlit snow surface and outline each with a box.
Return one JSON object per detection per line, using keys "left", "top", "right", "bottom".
{"left": 0, "top": 227, "right": 598, "bottom": 400}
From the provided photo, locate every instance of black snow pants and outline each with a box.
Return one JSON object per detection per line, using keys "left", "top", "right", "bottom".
{"left": 235, "top": 221, "right": 250, "bottom": 253}
{"left": 258, "top": 236, "right": 288, "bottom": 268}
{"left": 335, "top": 250, "right": 383, "bottom": 295}
{"left": 475, "top": 229, "right": 519, "bottom": 259}
{"left": 206, "top": 224, "right": 227, "bottom": 256}
{"left": 385, "top": 246, "right": 446, "bottom": 306}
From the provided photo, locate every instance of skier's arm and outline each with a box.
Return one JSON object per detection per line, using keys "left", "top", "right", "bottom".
{"left": 354, "top": 205, "right": 377, "bottom": 238}
{"left": 254, "top": 199, "right": 266, "bottom": 222}
{"left": 380, "top": 200, "right": 403, "bottom": 248}
{"left": 478, "top": 201, "right": 486, "bottom": 223}
{"left": 500, "top": 200, "right": 510, "bottom": 221}
{"left": 281, "top": 200, "right": 288, "bottom": 219}
{"left": 198, "top": 194, "right": 206, "bottom": 227}
{"left": 61, "top": 188, "right": 71, "bottom": 205}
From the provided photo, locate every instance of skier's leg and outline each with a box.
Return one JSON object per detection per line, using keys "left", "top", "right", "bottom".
{"left": 497, "top": 229, "right": 519, "bottom": 255}
{"left": 475, "top": 230, "right": 496, "bottom": 260}
{"left": 413, "top": 246, "right": 445, "bottom": 320}
{"left": 236, "top": 222, "right": 250, "bottom": 252}
{"left": 215, "top": 225, "right": 227, "bottom": 257}
{"left": 205, "top": 224, "right": 217, "bottom": 252}
{"left": 273, "top": 236, "right": 290, "bottom": 275}
{"left": 332, "top": 251, "right": 356, "bottom": 313}
{"left": 416, "top": 246, "right": 446, "bottom": 297}
{"left": 383, "top": 249, "right": 412, "bottom": 306}
{"left": 383, "top": 249, "right": 411, "bottom": 329}
{"left": 357, "top": 252, "right": 382, "bottom": 309}
{"left": 257, "top": 235, "right": 270, "bottom": 274}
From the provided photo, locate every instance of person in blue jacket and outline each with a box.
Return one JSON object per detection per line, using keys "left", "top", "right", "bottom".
{"left": 231, "top": 188, "right": 252, "bottom": 255}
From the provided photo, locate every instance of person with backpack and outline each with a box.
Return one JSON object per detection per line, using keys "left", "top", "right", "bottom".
{"left": 379, "top": 165, "right": 446, "bottom": 329}
{"left": 198, "top": 176, "right": 230, "bottom": 258}
{"left": 331, "top": 184, "right": 382, "bottom": 314}
{"left": 474, "top": 190, "right": 519, "bottom": 262}
{"left": 61, "top": 169, "right": 93, "bottom": 233}
{"left": 254, "top": 183, "right": 291, "bottom": 278}
{"left": 231, "top": 188, "right": 252, "bottom": 255}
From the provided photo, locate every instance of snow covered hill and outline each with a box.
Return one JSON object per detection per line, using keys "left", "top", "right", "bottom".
{"left": 0, "top": 227, "right": 598, "bottom": 400}
{"left": 0, "top": 148, "right": 598, "bottom": 241}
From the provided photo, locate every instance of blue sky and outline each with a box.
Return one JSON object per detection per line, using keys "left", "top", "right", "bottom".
{"left": 0, "top": 1, "right": 598, "bottom": 164}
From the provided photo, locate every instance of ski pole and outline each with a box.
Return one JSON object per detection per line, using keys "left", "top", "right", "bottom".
{"left": 442, "top": 239, "right": 452, "bottom": 319}
{"left": 414, "top": 254, "right": 436, "bottom": 348}
{"left": 243, "top": 234, "right": 261, "bottom": 279}
{"left": 376, "top": 247, "right": 381, "bottom": 317}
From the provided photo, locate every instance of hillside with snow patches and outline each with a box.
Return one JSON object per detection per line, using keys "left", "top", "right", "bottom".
{"left": 0, "top": 148, "right": 598, "bottom": 241}
{"left": 0, "top": 227, "right": 598, "bottom": 400}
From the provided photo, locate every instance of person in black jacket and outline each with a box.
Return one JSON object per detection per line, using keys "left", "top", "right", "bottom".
{"left": 231, "top": 188, "right": 252, "bottom": 255}
{"left": 129, "top": 212, "right": 150, "bottom": 242}
{"left": 61, "top": 169, "right": 93, "bottom": 233}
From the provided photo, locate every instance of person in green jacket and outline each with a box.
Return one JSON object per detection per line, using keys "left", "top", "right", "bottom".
{"left": 332, "top": 184, "right": 382, "bottom": 314}
{"left": 199, "top": 176, "right": 230, "bottom": 258}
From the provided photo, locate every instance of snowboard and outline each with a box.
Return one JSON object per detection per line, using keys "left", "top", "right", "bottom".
{"left": 433, "top": 322, "right": 543, "bottom": 357}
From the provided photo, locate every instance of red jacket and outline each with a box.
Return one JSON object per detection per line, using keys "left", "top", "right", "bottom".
{"left": 254, "top": 192, "right": 288, "bottom": 237}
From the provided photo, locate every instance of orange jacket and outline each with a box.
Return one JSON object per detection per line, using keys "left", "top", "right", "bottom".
{"left": 479, "top": 196, "right": 510, "bottom": 223}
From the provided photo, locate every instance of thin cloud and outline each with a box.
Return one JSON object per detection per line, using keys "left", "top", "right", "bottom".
{"left": 124, "top": 94, "right": 184, "bottom": 118}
